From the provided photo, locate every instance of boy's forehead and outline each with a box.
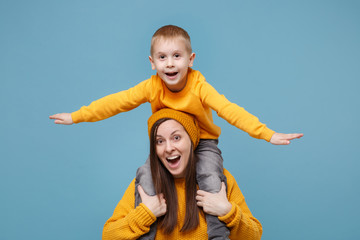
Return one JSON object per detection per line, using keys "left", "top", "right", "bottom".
{"left": 153, "top": 37, "right": 186, "bottom": 47}
{"left": 151, "top": 36, "right": 191, "bottom": 54}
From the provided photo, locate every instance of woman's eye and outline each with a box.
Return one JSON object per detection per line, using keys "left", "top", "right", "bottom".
{"left": 174, "top": 135, "right": 181, "bottom": 141}
{"left": 156, "top": 139, "right": 163, "bottom": 144}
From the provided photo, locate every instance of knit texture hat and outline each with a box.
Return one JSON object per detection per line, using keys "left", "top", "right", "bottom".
{"left": 148, "top": 108, "right": 200, "bottom": 148}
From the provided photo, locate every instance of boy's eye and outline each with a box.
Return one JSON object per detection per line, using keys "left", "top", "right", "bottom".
{"left": 159, "top": 55, "right": 166, "bottom": 60}
{"left": 174, "top": 54, "right": 180, "bottom": 58}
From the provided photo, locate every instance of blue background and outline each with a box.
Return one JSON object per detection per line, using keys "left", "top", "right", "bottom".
{"left": 1, "top": 0, "right": 359, "bottom": 239}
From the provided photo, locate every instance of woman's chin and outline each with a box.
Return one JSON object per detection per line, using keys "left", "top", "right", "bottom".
{"left": 167, "top": 163, "right": 185, "bottom": 178}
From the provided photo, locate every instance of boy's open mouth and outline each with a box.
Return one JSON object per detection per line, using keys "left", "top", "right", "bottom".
{"left": 165, "top": 72, "right": 178, "bottom": 77}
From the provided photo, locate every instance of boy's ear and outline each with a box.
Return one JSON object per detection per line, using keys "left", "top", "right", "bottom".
{"left": 188, "top": 53, "right": 196, "bottom": 67}
{"left": 149, "top": 56, "right": 156, "bottom": 70}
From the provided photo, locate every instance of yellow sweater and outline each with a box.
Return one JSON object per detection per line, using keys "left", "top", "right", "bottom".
{"left": 71, "top": 68, "right": 274, "bottom": 141}
{"left": 102, "top": 169, "right": 262, "bottom": 240}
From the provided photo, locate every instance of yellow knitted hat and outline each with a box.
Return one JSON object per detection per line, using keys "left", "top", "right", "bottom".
{"left": 148, "top": 108, "right": 200, "bottom": 148}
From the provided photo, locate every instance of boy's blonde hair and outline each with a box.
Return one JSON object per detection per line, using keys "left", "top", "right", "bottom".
{"left": 150, "top": 25, "right": 192, "bottom": 56}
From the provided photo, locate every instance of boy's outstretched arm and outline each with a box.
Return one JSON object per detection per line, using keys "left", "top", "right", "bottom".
{"left": 270, "top": 132, "right": 303, "bottom": 145}
{"left": 49, "top": 113, "right": 73, "bottom": 125}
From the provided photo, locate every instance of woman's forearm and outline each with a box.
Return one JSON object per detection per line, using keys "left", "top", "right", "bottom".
{"left": 102, "top": 179, "right": 156, "bottom": 240}
{"left": 220, "top": 203, "right": 262, "bottom": 240}
{"left": 102, "top": 204, "right": 156, "bottom": 240}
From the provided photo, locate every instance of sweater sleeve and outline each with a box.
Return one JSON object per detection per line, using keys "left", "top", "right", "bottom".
{"left": 71, "top": 79, "right": 151, "bottom": 123}
{"left": 199, "top": 81, "right": 275, "bottom": 141}
{"left": 218, "top": 169, "right": 263, "bottom": 240}
{"left": 102, "top": 179, "right": 157, "bottom": 240}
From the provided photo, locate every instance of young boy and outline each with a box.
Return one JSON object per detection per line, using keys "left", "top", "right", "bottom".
{"left": 50, "top": 25, "right": 303, "bottom": 239}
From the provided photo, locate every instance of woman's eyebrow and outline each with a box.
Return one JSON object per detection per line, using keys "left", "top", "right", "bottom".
{"left": 156, "top": 130, "right": 180, "bottom": 138}
{"left": 170, "top": 130, "right": 180, "bottom": 135}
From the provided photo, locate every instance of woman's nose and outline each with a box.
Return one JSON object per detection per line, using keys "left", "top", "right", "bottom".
{"left": 165, "top": 141, "right": 174, "bottom": 152}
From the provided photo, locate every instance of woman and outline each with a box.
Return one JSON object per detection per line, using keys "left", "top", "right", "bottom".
{"left": 102, "top": 109, "right": 262, "bottom": 239}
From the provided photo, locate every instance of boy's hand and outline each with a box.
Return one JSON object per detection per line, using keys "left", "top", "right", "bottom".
{"left": 49, "top": 113, "right": 73, "bottom": 125}
{"left": 270, "top": 132, "right": 303, "bottom": 145}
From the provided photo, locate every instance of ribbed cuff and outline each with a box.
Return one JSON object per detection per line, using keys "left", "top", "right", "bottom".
{"left": 135, "top": 203, "right": 157, "bottom": 227}
{"left": 218, "top": 202, "right": 240, "bottom": 225}
{"left": 261, "top": 128, "right": 275, "bottom": 142}
{"left": 71, "top": 111, "right": 82, "bottom": 124}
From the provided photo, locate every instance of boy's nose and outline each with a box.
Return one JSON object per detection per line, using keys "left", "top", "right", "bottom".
{"left": 166, "top": 59, "right": 174, "bottom": 68}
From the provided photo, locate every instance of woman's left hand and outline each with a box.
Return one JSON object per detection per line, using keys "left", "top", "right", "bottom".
{"left": 196, "top": 182, "right": 232, "bottom": 217}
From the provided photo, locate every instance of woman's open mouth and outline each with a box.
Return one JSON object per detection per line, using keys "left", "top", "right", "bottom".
{"left": 166, "top": 155, "right": 181, "bottom": 168}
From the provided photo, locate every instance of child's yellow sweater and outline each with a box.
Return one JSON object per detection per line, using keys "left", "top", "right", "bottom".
{"left": 102, "top": 169, "right": 262, "bottom": 240}
{"left": 71, "top": 68, "right": 274, "bottom": 141}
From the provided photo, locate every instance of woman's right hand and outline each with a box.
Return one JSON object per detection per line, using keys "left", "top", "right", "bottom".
{"left": 196, "top": 182, "right": 232, "bottom": 217}
{"left": 138, "top": 185, "right": 167, "bottom": 218}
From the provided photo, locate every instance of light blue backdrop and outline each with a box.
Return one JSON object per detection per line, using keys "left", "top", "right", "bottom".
{"left": 1, "top": 0, "right": 359, "bottom": 239}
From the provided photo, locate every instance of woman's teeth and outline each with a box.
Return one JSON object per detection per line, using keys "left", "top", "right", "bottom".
{"left": 167, "top": 155, "right": 180, "bottom": 162}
